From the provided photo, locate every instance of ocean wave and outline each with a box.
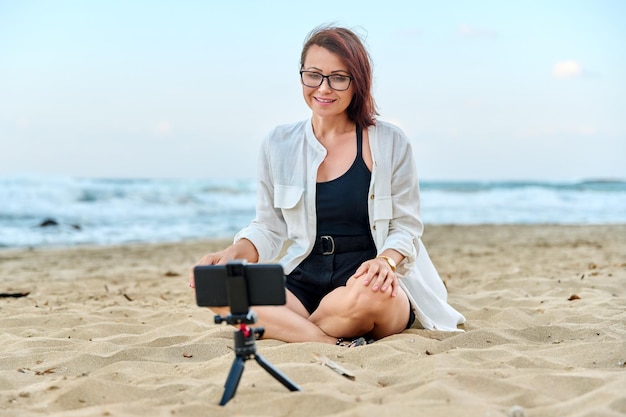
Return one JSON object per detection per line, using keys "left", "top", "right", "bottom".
{"left": 420, "top": 179, "right": 626, "bottom": 193}
{"left": 1, "top": 174, "right": 625, "bottom": 248}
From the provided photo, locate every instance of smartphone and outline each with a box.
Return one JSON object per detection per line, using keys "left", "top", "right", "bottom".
{"left": 194, "top": 263, "right": 286, "bottom": 308}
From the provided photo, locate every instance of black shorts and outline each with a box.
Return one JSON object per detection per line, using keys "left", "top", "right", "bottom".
{"left": 286, "top": 247, "right": 376, "bottom": 314}
{"left": 286, "top": 247, "right": 416, "bottom": 329}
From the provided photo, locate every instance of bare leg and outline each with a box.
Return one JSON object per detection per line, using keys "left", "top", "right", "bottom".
{"left": 209, "top": 291, "right": 337, "bottom": 344}
{"left": 208, "top": 282, "right": 409, "bottom": 343}
{"left": 309, "top": 276, "right": 411, "bottom": 340}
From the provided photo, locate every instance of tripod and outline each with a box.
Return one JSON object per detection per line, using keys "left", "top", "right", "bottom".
{"left": 215, "top": 310, "right": 301, "bottom": 406}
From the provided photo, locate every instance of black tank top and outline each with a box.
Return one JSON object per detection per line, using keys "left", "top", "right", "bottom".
{"left": 316, "top": 125, "right": 371, "bottom": 236}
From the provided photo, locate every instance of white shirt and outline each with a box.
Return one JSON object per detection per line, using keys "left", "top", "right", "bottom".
{"left": 235, "top": 119, "right": 466, "bottom": 331}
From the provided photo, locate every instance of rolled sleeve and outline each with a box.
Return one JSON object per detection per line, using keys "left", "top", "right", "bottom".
{"left": 374, "top": 127, "right": 423, "bottom": 270}
{"left": 234, "top": 134, "right": 286, "bottom": 262}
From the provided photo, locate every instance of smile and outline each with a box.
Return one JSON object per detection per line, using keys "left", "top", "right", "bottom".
{"left": 314, "top": 97, "right": 336, "bottom": 104}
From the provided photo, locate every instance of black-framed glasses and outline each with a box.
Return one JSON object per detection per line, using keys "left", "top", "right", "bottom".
{"left": 299, "top": 71, "right": 354, "bottom": 91}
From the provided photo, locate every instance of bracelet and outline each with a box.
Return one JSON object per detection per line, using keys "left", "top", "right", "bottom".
{"left": 376, "top": 255, "right": 397, "bottom": 272}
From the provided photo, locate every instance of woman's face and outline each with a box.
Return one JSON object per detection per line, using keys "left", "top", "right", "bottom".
{"left": 301, "top": 45, "right": 354, "bottom": 120}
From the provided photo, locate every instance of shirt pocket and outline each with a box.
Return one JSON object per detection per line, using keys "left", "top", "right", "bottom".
{"left": 274, "top": 185, "right": 305, "bottom": 238}
{"left": 373, "top": 195, "right": 393, "bottom": 220}
{"left": 274, "top": 185, "right": 304, "bottom": 209}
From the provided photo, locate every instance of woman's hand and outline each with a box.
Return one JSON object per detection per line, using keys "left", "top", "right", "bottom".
{"left": 351, "top": 254, "right": 401, "bottom": 297}
{"left": 188, "top": 239, "right": 259, "bottom": 288}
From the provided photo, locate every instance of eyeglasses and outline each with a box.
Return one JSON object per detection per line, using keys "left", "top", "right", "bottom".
{"left": 300, "top": 71, "right": 354, "bottom": 91}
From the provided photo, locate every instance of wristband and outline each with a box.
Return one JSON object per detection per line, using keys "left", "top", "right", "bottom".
{"left": 376, "top": 255, "right": 397, "bottom": 272}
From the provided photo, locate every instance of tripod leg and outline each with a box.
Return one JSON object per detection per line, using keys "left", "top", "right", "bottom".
{"left": 220, "top": 356, "right": 246, "bottom": 406}
{"left": 255, "top": 353, "right": 301, "bottom": 392}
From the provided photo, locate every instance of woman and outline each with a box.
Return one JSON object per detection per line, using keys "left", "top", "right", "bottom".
{"left": 190, "top": 26, "right": 465, "bottom": 345}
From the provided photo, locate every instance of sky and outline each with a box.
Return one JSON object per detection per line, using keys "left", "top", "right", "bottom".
{"left": 1, "top": 0, "right": 625, "bottom": 181}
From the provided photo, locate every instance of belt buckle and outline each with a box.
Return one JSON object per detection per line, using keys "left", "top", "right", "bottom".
{"left": 321, "top": 235, "right": 335, "bottom": 255}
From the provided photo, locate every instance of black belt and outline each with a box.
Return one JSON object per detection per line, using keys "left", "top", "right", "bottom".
{"left": 311, "top": 235, "right": 374, "bottom": 255}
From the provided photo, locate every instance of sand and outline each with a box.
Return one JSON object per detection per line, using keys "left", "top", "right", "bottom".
{"left": 1, "top": 225, "right": 624, "bottom": 417}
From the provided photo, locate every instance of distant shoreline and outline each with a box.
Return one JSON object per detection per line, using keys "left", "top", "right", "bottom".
{"left": 2, "top": 223, "right": 625, "bottom": 253}
{"left": 2, "top": 175, "right": 626, "bottom": 248}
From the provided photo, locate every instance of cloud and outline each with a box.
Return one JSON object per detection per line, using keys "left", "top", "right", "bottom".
{"left": 154, "top": 121, "right": 172, "bottom": 135}
{"left": 515, "top": 125, "right": 599, "bottom": 138}
{"left": 463, "top": 98, "right": 482, "bottom": 109}
{"left": 552, "top": 60, "right": 583, "bottom": 78}
{"left": 574, "top": 126, "right": 597, "bottom": 136}
{"left": 16, "top": 117, "right": 29, "bottom": 129}
{"left": 458, "top": 24, "right": 497, "bottom": 38}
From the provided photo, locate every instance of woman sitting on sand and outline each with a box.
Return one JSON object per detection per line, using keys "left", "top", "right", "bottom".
{"left": 190, "top": 25, "right": 465, "bottom": 345}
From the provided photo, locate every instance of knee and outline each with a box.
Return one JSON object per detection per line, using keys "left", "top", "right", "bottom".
{"left": 208, "top": 306, "right": 229, "bottom": 316}
{"left": 344, "top": 280, "right": 388, "bottom": 315}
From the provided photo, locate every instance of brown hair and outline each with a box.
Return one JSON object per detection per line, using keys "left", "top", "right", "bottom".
{"left": 300, "top": 26, "right": 378, "bottom": 127}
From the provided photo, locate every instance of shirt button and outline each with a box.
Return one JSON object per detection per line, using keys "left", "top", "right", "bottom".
{"left": 370, "top": 194, "right": 375, "bottom": 200}
{"left": 372, "top": 225, "right": 377, "bottom": 230}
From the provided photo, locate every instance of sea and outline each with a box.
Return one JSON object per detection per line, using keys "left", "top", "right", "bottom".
{"left": 1, "top": 174, "right": 625, "bottom": 249}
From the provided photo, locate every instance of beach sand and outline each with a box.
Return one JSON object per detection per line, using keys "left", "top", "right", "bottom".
{"left": 1, "top": 225, "right": 624, "bottom": 417}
